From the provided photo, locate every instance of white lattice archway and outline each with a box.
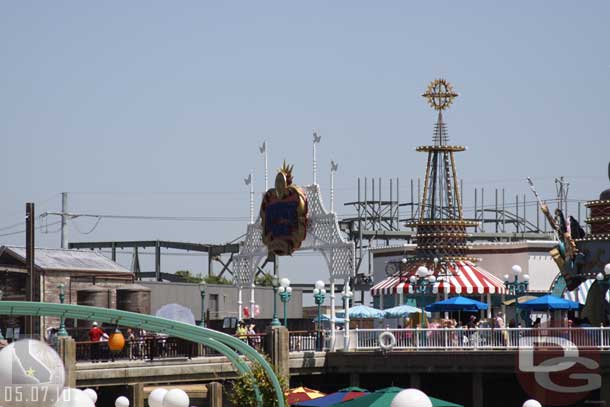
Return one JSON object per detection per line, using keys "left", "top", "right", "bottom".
{"left": 233, "top": 184, "right": 355, "bottom": 349}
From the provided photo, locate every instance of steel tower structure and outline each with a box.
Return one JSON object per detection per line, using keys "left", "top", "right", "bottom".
{"left": 407, "top": 79, "right": 478, "bottom": 262}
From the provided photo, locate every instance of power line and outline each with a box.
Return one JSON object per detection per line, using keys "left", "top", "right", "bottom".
{"left": 0, "top": 221, "right": 25, "bottom": 232}
{"left": 41, "top": 212, "right": 249, "bottom": 222}
{"left": 0, "top": 221, "right": 62, "bottom": 237}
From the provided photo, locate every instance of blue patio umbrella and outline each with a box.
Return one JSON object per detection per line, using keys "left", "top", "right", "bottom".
{"left": 425, "top": 296, "right": 488, "bottom": 312}
{"left": 518, "top": 294, "right": 580, "bottom": 311}
{"left": 313, "top": 315, "right": 346, "bottom": 324}
{"left": 383, "top": 304, "right": 431, "bottom": 319}
{"left": 348, "top": 305, "right": 385, "bottom": 319}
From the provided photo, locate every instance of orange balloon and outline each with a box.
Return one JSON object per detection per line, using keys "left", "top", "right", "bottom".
{"left": 108, "top": 330, "right": 125, "bottom": 352}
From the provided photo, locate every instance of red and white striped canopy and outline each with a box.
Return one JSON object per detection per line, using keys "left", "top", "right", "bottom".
{"left": 371, "top": 261, "right": 506, "bottom": 296}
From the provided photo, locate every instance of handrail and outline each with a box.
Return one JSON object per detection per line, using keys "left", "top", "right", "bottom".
{"left": 348, "top": 327, "right": 610, "bottom": 351}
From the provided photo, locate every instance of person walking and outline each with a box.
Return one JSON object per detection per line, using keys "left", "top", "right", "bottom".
{"left": 88, "top": 322, "right": 105, "bottom": 363}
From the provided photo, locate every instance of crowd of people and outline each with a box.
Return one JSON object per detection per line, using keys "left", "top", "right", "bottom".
{"left": 235, "top": 320, "right": 262, "bottom": 350}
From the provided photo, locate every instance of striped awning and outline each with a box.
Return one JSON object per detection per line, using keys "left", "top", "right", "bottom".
{"left": 371, "top": 261, "right": 507, "bottom": 296}
{"left": 563, "top": 279, "right": 610, "bottom": 305}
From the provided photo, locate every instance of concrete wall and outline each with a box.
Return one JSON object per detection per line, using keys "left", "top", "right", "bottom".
{"left": 474, "top": 242, "right": 558, "bottom": 292}
{"left": 141, "top": 281, "right": 303, "bottom": 320}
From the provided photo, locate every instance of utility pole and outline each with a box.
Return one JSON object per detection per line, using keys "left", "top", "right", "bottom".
{"left": 61, "top": 192, "right": 68, "bottom": 249}
{"left": 25, "top": 203, "right": 36, "bottom": 336}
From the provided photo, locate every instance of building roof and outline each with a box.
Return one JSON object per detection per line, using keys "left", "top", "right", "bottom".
{"left": 0, "top": 246, "right": 131, "bottom": 274}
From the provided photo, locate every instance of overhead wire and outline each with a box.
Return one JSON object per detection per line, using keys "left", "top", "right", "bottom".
{"left": 0, "top": 221, "right": 62, "bottom": 237}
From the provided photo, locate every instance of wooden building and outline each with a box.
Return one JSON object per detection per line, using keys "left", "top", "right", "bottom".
{"left": 0, "top": 246, "right": 133, "bottom": 339}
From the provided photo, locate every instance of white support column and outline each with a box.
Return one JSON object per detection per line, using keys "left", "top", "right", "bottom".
{"left": 330, "top": 161, "right": 338, "bottom": 213}
{"left": 330, "top": 279, "right": 336, "bottom": 350}
{"left": 313, "top": 139, "right": 317, "bottom": 184}
{"left": 343, "top": 281, "right": 351, "bottom": 352}
{"left": 486, "top": 293, "right": 492, "bottom": 319}
{"left": 312, "top": 130, "right": 321, "bottom": 185}
{"left": 444, "top": 290, "right": 449, "bottom": 320}
{"left": 249, "top": 172, "right": 254, "bottom": 224}
{"left": 237, "top": 286, "right": 243, "bottom": 321}
{"left": 249, "top": 282, "right": 255, "bottom": 320}
{"left": 260, "top": 141, "right": 268, "bottom": 191}
{"left": 330, "top": 167, "right": 335, "bottom": 213}
{"left": 398, "top": 292, "right": 404, "bottom": 306}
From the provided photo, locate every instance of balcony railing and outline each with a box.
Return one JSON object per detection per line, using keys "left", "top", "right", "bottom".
{"left": 288, "top": 331, "right": 319, "bottom": 352}
{"left": 351, "top": 327, "right": 610, "bottom": 351}
{"left": 75, "top": 336, "right": 212, "bottom": 362}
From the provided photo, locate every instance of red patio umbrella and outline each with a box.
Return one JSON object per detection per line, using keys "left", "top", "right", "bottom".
{"left": 286, "top": 387, "right": 326, "bottom": 405}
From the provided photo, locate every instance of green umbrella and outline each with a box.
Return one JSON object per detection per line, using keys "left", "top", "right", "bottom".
{"left": 337, "top": 387, "right": 369, "bottom": 393}
{"left": 333, "top": 387, "right": 463, "bottom": 407}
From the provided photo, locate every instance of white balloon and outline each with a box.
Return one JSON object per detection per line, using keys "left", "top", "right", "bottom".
{"left": 0, "top": 339, "right": 65, "bottom": 407}
{"left": 83, "top": 388, "right": 98, "bottom": 403}
{"left": 523, "top": 400, "right": 542, "bottom": 407}
{"left": 55, "top": 388, "right": 95, "bottom": 407}
{"left": 149, "top": 388, "right": 168, "bottom": 407}
{"left": 162, "top": 389, "right": 190, "bottom": 407}
{"left": 115, "top": 396, "right": 130, "bottom": 407}
{"left": 390, "top": 388, "right": 432, "bottom": 407}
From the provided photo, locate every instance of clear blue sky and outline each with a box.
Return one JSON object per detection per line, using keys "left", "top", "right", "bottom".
{"left": 1, "top": 1, "right": 609, "bottom": 285}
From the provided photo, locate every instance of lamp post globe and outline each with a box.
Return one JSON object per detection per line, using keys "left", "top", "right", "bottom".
{"left": 597, "top": 273, "right": 605, "bottom": 281}
{"left": 417, "top": 266, "right": 429, "bottom": 277}
{"left": 522, "top": 400, "right": 542, "bottom": 407}
{"left": 390, "top": 388, "right": 432, "bottom": 407}
{"left": 605, "top": 263, "right": 610, "bottom": 276}
{"left": 115, "top": 396, "right": 130, "bottom": 407}
{"left": 505, "top": 264, "right": 527, "bottom": 326}
{"left": 279, "top": 280, "right": 292, "bottom": 327}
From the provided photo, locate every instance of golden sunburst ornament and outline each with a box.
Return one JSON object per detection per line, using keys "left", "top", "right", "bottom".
{"left": 422, "top": 78, "right": 458, "bottom": 111}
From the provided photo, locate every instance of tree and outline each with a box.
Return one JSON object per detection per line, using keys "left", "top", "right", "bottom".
{"left": 174, "top": 270, "right": 203, "bottom": 283}
{"left": 173, "top": 271, "right": 233, "bottom": 285}
{"left": 203, "top": 275, "right": 232, "bottom": 285}
{"left": 255, "top": 273, "right": 274, "bottom": 287}
{"left": 228, "top": 356, "right": 287, "bottom": 407}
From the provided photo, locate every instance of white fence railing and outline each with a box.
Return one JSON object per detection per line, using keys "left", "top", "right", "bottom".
{"left": 347, "top": 327, "right": 610, "bottom": 351}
